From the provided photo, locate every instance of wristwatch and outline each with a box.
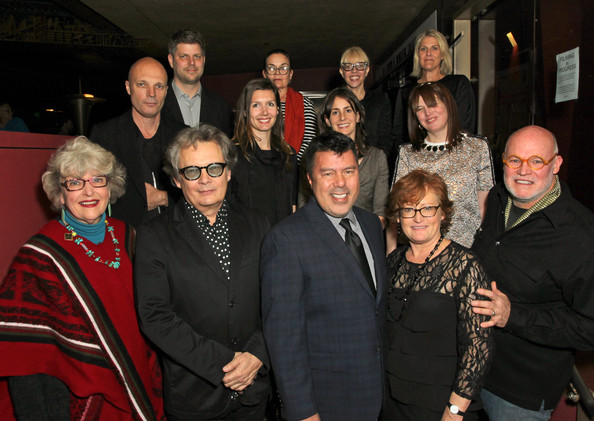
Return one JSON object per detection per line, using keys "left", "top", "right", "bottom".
{"left": 447, "top": 402, "right": 466, "bottom": 416}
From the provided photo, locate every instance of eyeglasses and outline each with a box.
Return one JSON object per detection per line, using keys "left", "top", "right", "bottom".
{"left": 340, "top": 62, "right": 369, "bottom": 72}
{"left": 265, "top": 65, "right": 290, "bottom": 75}
{"left": 397, "top": 205, "right": 440, "bottom": 218}
{"left": 503, "top": 153, "right": 558, "bottom": 171}
{"left": 61, "top": 175, "right": 108, "bottom": 191}
{"left": 179, "top": 163, "right": 227, "bottom": 180}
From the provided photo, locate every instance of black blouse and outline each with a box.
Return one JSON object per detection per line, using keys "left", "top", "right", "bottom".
{"left": 385, "top": 241, "right": 492, "bottom": 412}
{"left": 228, "top": 143, "right": 297, "bottom": 227}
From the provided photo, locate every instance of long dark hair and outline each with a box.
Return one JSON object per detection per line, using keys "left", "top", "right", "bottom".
{"left": 407, "top": 82, "right": 463, "bottom": 151}
{"left": 233, "top": 78, "right": 293, "bottom": 170}
{"left": 320, "top": 88, "right": 369, "bottom": 157}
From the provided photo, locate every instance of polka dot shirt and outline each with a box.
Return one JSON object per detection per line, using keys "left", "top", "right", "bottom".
{"left": 186, "top": 199, "right": 231, "bottom": 279}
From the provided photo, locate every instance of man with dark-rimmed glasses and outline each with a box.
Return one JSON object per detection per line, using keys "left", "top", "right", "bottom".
{"left": 134, "top": 125, "right": 271, "bottom": 420}
{"left": 471, "top": 125, "right": 594, "bottom": 421}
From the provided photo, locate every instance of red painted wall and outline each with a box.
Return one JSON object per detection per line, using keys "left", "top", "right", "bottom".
{"left": 0, "top": 132, "right": 70, "bottom": 277}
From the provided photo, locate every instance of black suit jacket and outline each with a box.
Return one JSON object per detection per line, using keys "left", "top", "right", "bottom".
{"left": 90, "top": 110, "right": 186, "bottom": 228}
{"left": 261, "top": 200, "right": 386, "bottom": 421}
{"left": 134, "top": 199, "right": 271, "bottom": 418}
{"left": 163, "top": 82, "right": 232, "bottom": 136}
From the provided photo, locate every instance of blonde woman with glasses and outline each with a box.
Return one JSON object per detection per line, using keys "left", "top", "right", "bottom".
{"left": 339, "top": 46, "right": 393, "bottom": 162}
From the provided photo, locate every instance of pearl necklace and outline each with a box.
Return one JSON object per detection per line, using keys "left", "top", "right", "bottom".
{"left": 64, "top": 219, "right": 121, "bottom": 269}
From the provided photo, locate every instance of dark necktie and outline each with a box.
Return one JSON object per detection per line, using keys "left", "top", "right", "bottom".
{"left": 340, "top": 218, "right": 376, "bottom": 295}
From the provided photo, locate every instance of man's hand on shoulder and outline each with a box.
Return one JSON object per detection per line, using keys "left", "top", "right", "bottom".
{"left": 145, "top": 182, "right": 168, "bottom": 210}
{"left": 222, "top": 352, "right": 263, "bottom": 391}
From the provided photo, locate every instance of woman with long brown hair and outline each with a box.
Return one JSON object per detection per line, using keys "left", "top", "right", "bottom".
{"left": 228, "top": 78, "right": 297, "bottom": 226}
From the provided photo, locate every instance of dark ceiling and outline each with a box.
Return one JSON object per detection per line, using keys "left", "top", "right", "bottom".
{"left": 1, "top": 0, "right": 432, "bottom": 130}
{"left": 77, "top": 0, "right": 432, "bottom": 73}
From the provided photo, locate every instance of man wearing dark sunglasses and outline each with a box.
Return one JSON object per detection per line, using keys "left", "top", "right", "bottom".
{"left": 135, "top": 125, "right": 271, "bottom": 420}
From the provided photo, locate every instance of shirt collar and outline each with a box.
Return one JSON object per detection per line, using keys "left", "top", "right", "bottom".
{"left": 185, "top": 199, "right": 228, "bottom": 226}
{"left": 325, "top": 208, "right": 358, "bottom": 231}
{"left": 171, "top": 79, "right": 202, "bottom": 100}
{"left": 503, "top": 176, "right": 562, "bottom": 229}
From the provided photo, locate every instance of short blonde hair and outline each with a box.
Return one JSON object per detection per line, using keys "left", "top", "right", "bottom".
{"left": 42, "top": 136, "right": 126, "bottom": 211}
{"left": 411, "top": 30, "right": 452, "bottom": 78}
{"left": 340, "top": 46, "right": 369, "bottom": 65}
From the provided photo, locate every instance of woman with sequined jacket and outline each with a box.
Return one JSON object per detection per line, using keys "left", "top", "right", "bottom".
{"left": 382, "top": 169, "right": 493, "bottom": 421}
{"left": 391, "top": 82, "right": 494, "bottom": 249}
{"left": 0, "top": 137, "right": 165, "bottom": 420}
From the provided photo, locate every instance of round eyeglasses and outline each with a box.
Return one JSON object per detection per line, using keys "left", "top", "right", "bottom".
{"left": 265, "top": 65, "right": 290, "bottom": 75}
{"left": 340, "top": 62, "right": 369, "bottom": 72}
{"left": 503, "top": 153, "right": 558, "bottom": 171}
{"left": 397, "top": 205, "right": 440, "bottom": 219}
{"left": 179, "top": 163, "right": 227, "bottom": 181}
{"left": 61, "top": 175, "right": 109, "bottom": 191}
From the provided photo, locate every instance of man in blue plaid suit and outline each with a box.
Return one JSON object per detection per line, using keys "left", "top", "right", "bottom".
{"left": 261, "top": 132, "right": 387, "bottom": 421}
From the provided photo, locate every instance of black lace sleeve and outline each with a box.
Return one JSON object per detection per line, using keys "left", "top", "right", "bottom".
{"left": 449, "top": 247, "right": 493, "bottom": 400}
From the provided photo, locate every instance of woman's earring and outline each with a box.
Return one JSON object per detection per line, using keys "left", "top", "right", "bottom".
{"left": 61, "top": 206, "right": 66, "bottom": 224}
{"left": 108, "top": 203, "right": 112, "bottom": 217}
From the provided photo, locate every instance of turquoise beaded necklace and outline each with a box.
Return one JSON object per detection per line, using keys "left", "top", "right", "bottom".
{"left": 63, "top": 218, "right": 121, "bottom": 269}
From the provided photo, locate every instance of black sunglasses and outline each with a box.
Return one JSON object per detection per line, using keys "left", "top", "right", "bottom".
{"left": 179, "top": 163, "right": 227, "bottom": 180}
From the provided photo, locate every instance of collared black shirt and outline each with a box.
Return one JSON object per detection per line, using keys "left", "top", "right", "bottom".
{"left": 473, "top": 182, "right": 594, "bottom": 410}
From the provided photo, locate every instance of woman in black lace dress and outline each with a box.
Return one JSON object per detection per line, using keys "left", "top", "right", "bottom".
{"left": 382, "top": 169, "right": 493, "bottom": 421}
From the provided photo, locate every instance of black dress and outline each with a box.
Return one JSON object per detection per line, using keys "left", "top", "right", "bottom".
{"left": 228, "top": 142, "right": 297, "bottom": 227}
{"left": 360, "top": 90, "right": 393, "bottom": 159}
{"left": 382, "top": 241, "right": 492, "bottom": 421}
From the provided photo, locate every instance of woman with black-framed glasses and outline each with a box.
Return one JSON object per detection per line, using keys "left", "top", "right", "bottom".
{"left": 383, "top": 169, "right": 493, "bottom": 421}
{"left": 262, "top": 49, "right": 318, "bottom": 162}
{"left": 339, "top": 46, "right": 393, "bottom": 162}
{"left": 228, "top": 79, "right": 298, "bottom": 226}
